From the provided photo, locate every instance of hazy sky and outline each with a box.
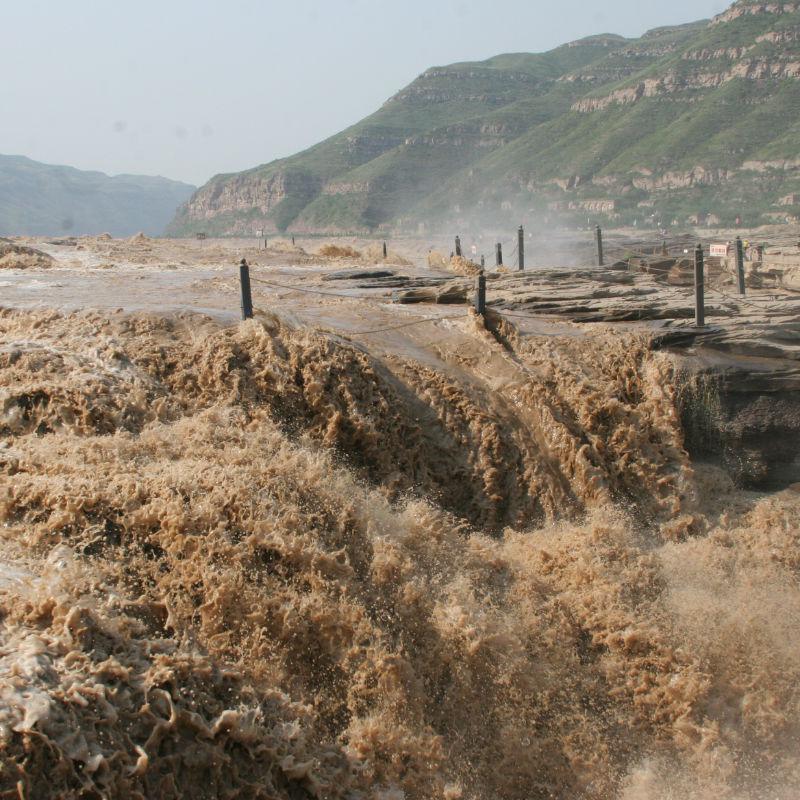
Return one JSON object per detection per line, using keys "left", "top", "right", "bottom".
{"left": 2, "top": 0, "right": 730, "bottom": 186}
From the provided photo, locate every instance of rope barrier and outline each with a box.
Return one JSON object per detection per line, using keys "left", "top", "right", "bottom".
{"left": 249, "top": 306, "right": 466, "bottom": 337}
{"left": 240, "top": 240, "right": 795, "bottom": 339}
{"left": 596, "top": 243, "right": 791, "bottom": 315}
{"left": 494, "top": 309, "right": 549, "bottom": 321}
{"left": 705, "top": 283, "right": 786, "bottom": 313}
{"left": 603, "top": 245, "right": 684, "bottom": 261}
{"left": 491, "top": 287, "right": 791, "bottom": 326}
{"left": 250, "top": 275, "right": 374, "bottom": 300}
{"left": 345, "top": 313, "right": 466, "bottom": 336}
{"left": 248, "top": 270, "right": 467, "bottom": 336}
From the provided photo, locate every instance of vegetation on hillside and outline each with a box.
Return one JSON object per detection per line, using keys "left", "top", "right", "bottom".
{"left": 169, "top": 2, "right": 800, "bottom": 235}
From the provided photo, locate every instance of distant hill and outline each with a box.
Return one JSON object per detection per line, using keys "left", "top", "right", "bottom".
{"left": 0, "top": 155, "right": 195, "bottom": 237}
{"left": 169, "top": 0, "right": 800, "bottom": 235}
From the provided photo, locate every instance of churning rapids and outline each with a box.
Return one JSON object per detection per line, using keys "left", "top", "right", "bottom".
{"left": 0, "top": 299, "right": 798, "bottom": 799}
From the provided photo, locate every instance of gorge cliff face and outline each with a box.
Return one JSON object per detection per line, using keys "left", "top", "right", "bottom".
{"left": 173, "top": 170, "right": 321, "bottom": 235}
{"left": 169, "top": 1, "right": 800, "bottom": 236}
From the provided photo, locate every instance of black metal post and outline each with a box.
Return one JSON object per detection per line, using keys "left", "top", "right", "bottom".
{"left": 595, "top": 226, "right": 604, "bottom": 267}
{"left": 383, "top": 241, "right": 388, "bottom": 259}
{"left": 735, "top": 236, "right": 746, "bottom": 295}
{"left": 239, "top": 258, "right": 254, "bottom": 320}
{"left": 496, "top": 242, "right": 503, "bottom": 267}
{"left": 694, "top": 245, "right": 705, "bottom": 328}
{"left": 455, "top": 236, "right": 462, "bottom": 257}
{"left": 518, "top": 225, "right": 525, "bottom": 271}
{"left": 475, "top": 270, "right": 486, "bottom": 315}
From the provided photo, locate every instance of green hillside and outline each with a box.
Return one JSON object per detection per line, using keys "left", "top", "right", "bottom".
{"left": 169, "top": 1, "right": 800, "bottom": 236}
{"left": 0, "top": 155, "right": 195, "bottom": 237}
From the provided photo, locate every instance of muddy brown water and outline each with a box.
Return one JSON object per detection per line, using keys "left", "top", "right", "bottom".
{"left": 0, "top": 237, "right": 798, "bottom": 800}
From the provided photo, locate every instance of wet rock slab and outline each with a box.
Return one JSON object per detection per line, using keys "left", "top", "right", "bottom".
{"left": 478, "top": 265, "right": 800, "bottom": 489}
{"left": 322, "top": 269, "right": 397, "bottom": 281}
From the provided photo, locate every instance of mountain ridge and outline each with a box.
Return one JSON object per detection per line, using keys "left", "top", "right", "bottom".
{"left": 0, "top": 155, "right": 195, "bottom": 237}
{"left": 169, "top": 1, "right": 800, "bottom": 236}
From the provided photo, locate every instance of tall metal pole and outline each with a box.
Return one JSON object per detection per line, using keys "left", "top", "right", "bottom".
{"left": 455, "top": 236, "right": 462, "bottom": 257}
{"left": 595, "top": 226, "right": 604, "bottom": 267}
{"left": 475, "top": 270, "right": 486, "bottom": 316}
{"left": 518, "top": 225, "right": 525, "bottom": 271}
{"left": 694, "top": 245, "right": 705, "bottom": 328}
{"left": 496, "top": 242, "right": 503, "bottom": 267}
{"left": 735, "top": 236, "right": 746, "bottom": 295}
{"left": 239, "top": 258, "right": 254, "bottom": 320}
